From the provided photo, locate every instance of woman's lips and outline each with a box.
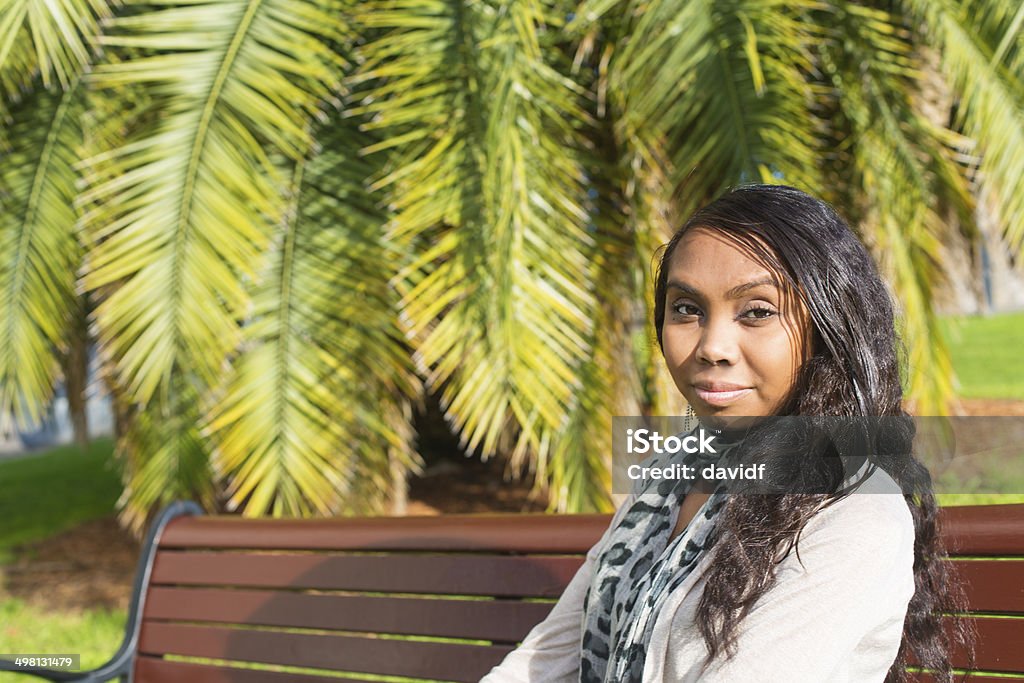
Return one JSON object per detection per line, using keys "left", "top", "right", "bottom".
{"left": 693, "top": 386, "right": 753, "bottom": 406}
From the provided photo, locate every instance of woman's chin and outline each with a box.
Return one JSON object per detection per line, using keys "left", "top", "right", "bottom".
{"left": 692, "top": 401, "right": 770, "bottom": 425}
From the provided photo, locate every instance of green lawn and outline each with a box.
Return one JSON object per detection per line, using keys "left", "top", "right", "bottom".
{"left": 942, "top": 311, "right": 1024, "bottom": 400}
{"left": 0, "top": 600, "right": 125, "bottom": 681}
{"left": 937, "top": 311, "right": 1024, "bottom": 504}
{"left": 0, "top": 439, "right": 125, "bottom": 682}
{"left": 0, "top": 438, "right": 121, "bottom": 563}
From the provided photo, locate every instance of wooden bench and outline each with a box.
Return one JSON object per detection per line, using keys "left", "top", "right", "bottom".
{"left": 2, "top": 501, "right": 1022, "bottom": 682}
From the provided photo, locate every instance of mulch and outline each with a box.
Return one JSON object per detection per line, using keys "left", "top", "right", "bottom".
{"left": 2, "top": 518, "right": 139, "bottom": 613}
{"left": 957, "top": 397, "right": 1024, "bottom": 416}
{"left": 3, "top": 397, "right": 1022, "bottom": 615}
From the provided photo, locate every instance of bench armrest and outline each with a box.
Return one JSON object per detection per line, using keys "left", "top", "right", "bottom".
{"left": 0, "top": 501, "right": 205, "bottom": 683}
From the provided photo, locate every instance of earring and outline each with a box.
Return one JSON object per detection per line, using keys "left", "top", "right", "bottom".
{"left": 684, "top": 404, "right": 697, "bottom": 432}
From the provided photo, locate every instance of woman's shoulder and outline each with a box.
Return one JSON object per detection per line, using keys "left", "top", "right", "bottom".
{"left": 793, "top": 465, "right": 915, "bottom": 568}
{"left": 825, "top": 464, "right": 912, "bottom": 524}
{"left": 655, "top": 468, "right": 917, "bottom": 682}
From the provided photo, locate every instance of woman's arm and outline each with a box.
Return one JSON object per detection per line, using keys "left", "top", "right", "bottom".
{"left": 479, "top": 491, "right": 638, "bottom": 683}
{"left": 662, "top": 492, "right": 916, "bottom": 683}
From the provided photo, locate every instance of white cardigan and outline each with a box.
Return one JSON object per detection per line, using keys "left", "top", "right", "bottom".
{"left": 480, "top": 468, "right": 916, "bottom": 682}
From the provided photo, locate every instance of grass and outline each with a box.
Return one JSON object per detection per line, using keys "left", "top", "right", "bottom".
{"left": 0, "top": 438, "right": 120, "bottom": 564}
{"left": 0, "top": 439, "right": 125, "bottom": 682}
{"left": 0, "top": 600, "right": 124, "bottom": 682}
{"left": 942, "top": 311, "right": 1024, "bottom": 400}
{"left": 937, "top": 493, "right": 1024, "bottom": 505}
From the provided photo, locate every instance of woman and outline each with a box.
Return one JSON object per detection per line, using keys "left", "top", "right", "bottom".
{"left": 480, "top": 185, "right": 970, "bottom": 682}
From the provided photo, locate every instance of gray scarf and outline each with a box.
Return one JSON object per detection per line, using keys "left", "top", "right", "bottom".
{"left": 579, "top": 429, "right": 738, "bottom": 682}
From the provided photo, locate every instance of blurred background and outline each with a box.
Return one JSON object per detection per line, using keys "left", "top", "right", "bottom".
{"left": 1, "top": 0, "right": 1023, "bottom": 675}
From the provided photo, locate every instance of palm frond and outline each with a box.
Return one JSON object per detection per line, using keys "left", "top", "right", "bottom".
{"left": 206, "top": 116, "right": 421, "bottom": 518}
{"left": 0, "top": 0, "right": 109, "bottom": 99}
{"left": 76, "top": 0, "right": 349, "bottom": 520}
{"left": 0, "top": 81, "right": 85, "bottom": 427}
{"left": 901, "top": 0, "right": 1024, "bottom": 253}
{"left": 819, "top": 0, "right": 973, "bottom": 413}
{"left": 959, "top": 0, "right": 1024, "bottom": 76}
{"left": 578, "top": 0, "right": 826, "bottom": 214}
{"left": 116, "top": 378, "right": 214, "bottom": 532}
{"left": 353, "top": 0, "right": 601, "bottom": 510}
{"left": 566, "top": 11, "right": 690, "bottom": 424}
{"left": 79, "top": 0, "right": 349, "bottom": 407}
{"left": 544, "top": 212, "right": 644, "bottom": 513}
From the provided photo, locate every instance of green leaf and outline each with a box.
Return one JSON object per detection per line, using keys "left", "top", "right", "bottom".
{"left": 77, "top": 0, "right": 349, "bottom": 522}
{"left": 0, "top": 82, "right": 85, "bottom": 427}
{"left": 206, "top": 116, "right": 421, "bottom": 518}
{"left": 353, "top": 0, "right": 603, "bottom": 510}
{"left": 115, "top": 378, "right": 215, "bottom": 532}
{"left": 79, "top": 0, "right": 349, "bottom": 407}
{"left": 902, "top": 0, "right": 1024, "bottom": 253}
{"left": 0, "top": 0, "right": 110, "bottom": 98}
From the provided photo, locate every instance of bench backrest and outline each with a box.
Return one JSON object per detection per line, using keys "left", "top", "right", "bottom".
{"left": 912, "top": 503, "right": 1024, "bottom": 683}
{"left": 134, "top": 512, "right": 608, "bottom": 682}
{"left": 133, "top": 504, "right": 1024, "bottom": 682}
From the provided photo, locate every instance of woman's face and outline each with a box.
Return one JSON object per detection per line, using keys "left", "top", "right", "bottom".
{"left": 661, "top": 227, "right": 812, "bottom": 420}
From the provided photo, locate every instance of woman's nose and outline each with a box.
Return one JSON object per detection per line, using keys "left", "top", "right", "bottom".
{"left": 695, "top": 316, "right": 740, "bottom": 366}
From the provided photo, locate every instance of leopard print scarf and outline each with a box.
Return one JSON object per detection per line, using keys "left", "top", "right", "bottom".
{"left": 579, "top": 431, "right": 737, "bottom": 682}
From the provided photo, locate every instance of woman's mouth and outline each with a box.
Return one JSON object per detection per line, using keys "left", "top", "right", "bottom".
{"left": 693, "top": 384, "right": 753, "bottom": 406}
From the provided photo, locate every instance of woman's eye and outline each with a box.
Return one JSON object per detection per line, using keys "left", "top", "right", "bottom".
{"left": 672, "top": 302, "right": 701, "bottom": 316}
{"left": 741, "top": 306, "right": 777, "bottom": 320}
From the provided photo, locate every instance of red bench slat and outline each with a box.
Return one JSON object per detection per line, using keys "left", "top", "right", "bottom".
{"left": 949, "top": 560, "right": 1024, "bottom": 614}
{"left": 941, "top": 505, "right": 1024, "bottom": 556}
{"left": 157, "top": 505, "right": 1024, "bottom": 555}
{"left": 144, "top": 586, "right": 554, "bottom": 642}
{"left": 150, "top": 551, "right": 582, "bottom": 597}
{"left": 138, "top": 622, "right": 513, "bottom": 682}
{"left": 134, "top": 656, "right": 380, "bottom": 683}
{"left": 159, "top": 513, "right": 609, "bottom": 553}
{"left": 911, "top": 616, "right": 1024, "bottom": 674}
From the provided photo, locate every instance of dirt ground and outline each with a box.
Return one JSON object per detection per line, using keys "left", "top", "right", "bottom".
{"left": 4, "top": 396, "right": 1022, "bottom": 615}
{"left": 957, "top": 397, "right": 1024, "bottom": 416}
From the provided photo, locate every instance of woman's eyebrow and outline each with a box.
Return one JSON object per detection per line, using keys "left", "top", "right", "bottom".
{"left": 666, "top": 277, "right": 777, "bottom": 299}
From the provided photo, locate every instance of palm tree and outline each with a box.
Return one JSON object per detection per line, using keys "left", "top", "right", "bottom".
{"left": 1, "top": 0, "right": 1022, "bottom": 527}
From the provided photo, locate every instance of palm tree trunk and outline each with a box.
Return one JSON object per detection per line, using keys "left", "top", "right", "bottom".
{"left": 62, "top": 294, "right": 90, "bottom": 449}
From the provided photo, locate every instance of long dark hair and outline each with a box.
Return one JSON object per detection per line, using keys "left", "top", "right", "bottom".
{"left": 653, "top": 184, "right": 972, "bottom": 681}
